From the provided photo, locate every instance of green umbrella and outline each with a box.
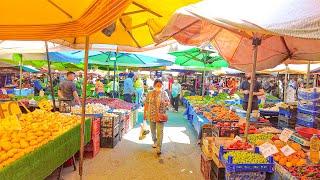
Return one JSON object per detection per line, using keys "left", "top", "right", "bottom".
{"left": 170, "top": 48, "right": 228, "bottom": 95}
{"left": 169, "top": 48, "right": 228, "bottom": 69}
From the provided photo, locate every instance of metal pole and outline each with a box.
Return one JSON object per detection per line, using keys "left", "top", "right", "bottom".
{"left": 284, "top": 65, "right": 289, "bottom": 102}
{"left": 306, "top": 61, "right": 311, "bottom": 88}
{"left": 113, "top": 60, "right": 116, "bottom": 98}
{"left": 244, "top": 37, "right": 261, "bottom": 140}
{"left": 79, "top": 36, "right": 89, "bottom": 178}
{"left": 45, "top": 41, "right": 56, "bottom": 111}
{"left": 202, "top": 70, "right": 206, "bottom": 96}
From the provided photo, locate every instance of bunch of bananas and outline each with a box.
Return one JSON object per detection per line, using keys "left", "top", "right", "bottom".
{"left": 38, "top": 100, "right": 52, "bottom": 112}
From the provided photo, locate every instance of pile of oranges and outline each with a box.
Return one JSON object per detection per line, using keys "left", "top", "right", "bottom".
{"left": 273, "top": 140, "right": 306, "bottom": 168}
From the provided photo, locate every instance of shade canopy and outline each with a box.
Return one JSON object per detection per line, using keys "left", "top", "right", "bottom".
{"left": 0, "top": 0, "right": 131, "bottom": 40}
{"left": 53, "top": 0, "right": 200, "bottom": 48}
{"left": 49, "top": 51, "right": 174, "bottom": 67}
{"left": 156, "top": 0, "right": 320, "bottom": 71}
{"left": 169, "top": 48, "right": 228, "bottom": 69}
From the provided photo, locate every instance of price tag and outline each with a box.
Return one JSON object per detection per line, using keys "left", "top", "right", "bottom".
{"left": 259, "top": 142, "right": 279, "bottom": 158}
{"left": 280, "top": 145, "right": 296, "bottom": 157}
{"left": 233, "top": 136, "right": 242, "bottom": 141}
{"left": 279, "top": 128, "right": 294, "bottom": 142}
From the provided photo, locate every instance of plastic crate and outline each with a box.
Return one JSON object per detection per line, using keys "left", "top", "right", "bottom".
{"left": 226, "top": 171, "right": 267, "bottom": 180}
{"left": 296, "top": 117, "right": 319, "bottom": 128}
{"left": 213, "top": 126, "right": 239, "bottom": 138}
{"left": 297, "top": 106, "right": 320, "bottom": 116}
{"left": 101, "top": 115, "right": 120, "bottom": 127}
{"left": 100, "top": 134, "right": 120, "bottom": 148}
{"left": 278, "top": 107, "right": 291, "bottom": 118}
{"left": 219, "top": 146, "right": 274, "bottom": 173}
{"left": 225, "top": 100, "right": 236, "bottom": 105}
{"left": 84, "top": 136, "right": 100, "bottom": 158}
{"left": 91, "top": 117, "right": 101, "bottom": 139}
{"left": 100, "top": 124, "right": 119, "bottom": 138}
{"left": 259, "top": 110, "right": 279, "bottom": 116}
{"left": 201, "top": 152, "right": 212, "bottom": 180}
{"left": 298, "top": 88, "right": 320, "bottom": 101}
{"left": 297, "top": 112, "right": 320, "bottom": 123}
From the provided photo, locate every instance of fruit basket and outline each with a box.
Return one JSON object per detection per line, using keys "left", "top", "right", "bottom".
{"left": 219, "top": 146, "right": 275, "bottom": 173}
{"left": 213, "top": 126, "right": 239, "bottom": 137}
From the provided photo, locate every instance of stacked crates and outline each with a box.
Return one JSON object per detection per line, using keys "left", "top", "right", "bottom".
{"left": 100, "top": 114, "right": 120, "bottom": 148}
{"left": 296, "top": 88, "right": 320, "bottom": 128}
{"left": 84, "top": 115, "right": 102, "bottom": 158}
{"left": 278, "top": 106, "right": 297, "bottom": 129}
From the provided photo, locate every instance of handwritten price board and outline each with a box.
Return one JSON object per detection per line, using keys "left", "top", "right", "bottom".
{"left": 280, "top": 145, "right": 296, "bottom": 157}
{"left": 259, "top": 142, "right": 279, "bottom": 158}
{"left": 279, "top": 128, "right": 294, "bottom": 142}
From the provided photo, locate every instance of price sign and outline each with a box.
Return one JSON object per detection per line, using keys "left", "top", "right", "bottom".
{"left": 279, "top": 128, "right": 294, "bottom": 142}
{"left": 259, "top": 142, "right": 279, "bottom": 158}
{"left": 233, "top": 136, "right": 242, "bottom": 141}
{"left": 280, "top": 145, "right": 296, "bottom": 157}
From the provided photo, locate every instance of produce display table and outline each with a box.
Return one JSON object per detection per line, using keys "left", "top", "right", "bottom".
{"left": 183, "top": 100, "right": 210, "bottom": 138}
{"left": 0, "top": 119, "right": 91, "bottom": 180}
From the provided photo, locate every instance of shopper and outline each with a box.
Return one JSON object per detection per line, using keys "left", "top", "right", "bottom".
{"left": 144, "top": 79, "right": 170, "bottom": 154}
{"left": 134, "top": 75, "right": 144, "bottom": 106}
{"left": 146, "top": 75, "right": 154, "bottom": 91}
{"left": 171, "top": 80, "right": 181, "bottom": 112}
{"left": 107, "top": 76, "right": 119, "bottom": 98}
{"left": 32, "top": 76, "right": 43, "bottom": 96}
{"left": 240, "top": 73, "right": 264, "bottom": 112}
{"left": 123, "top": 72, "right": 135, "bottom": 103}
{"left": 95, "top": 79, "right": 105, "bottom": 97}
{"left": 58, "top": 71, "right": 81, "bottom": 105}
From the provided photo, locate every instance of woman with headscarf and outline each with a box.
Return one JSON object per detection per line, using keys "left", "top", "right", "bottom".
{"left": 144, "top": 79, "right": 170, "bottom": 154}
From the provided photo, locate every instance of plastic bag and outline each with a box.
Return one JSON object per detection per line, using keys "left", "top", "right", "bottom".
{"left": 139, "top": 120, "right": 149, "bottom": 140}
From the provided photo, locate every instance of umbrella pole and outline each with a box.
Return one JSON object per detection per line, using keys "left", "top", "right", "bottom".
{"left": 113, "top": 60, "right": 116, "bottom": 98}
{"left": 244, "top": 37, "right": 261, "bottom": 140}
{"left": 19, "top": 56, "right": 23, "bottom": 96}
{"left": 79, "top": 36, "right": 90, "bottom": 178}
{"left": 306, "top": 60, "right": 311, "bottom": 88}
{"left": 202, "top": 70, "right": 206, "bottom": 96}
{"left": 45, "top": 41, "right": 56, "bottom": 111}
{"left": 284, "top": 65, "right": 289, "bottom": 102}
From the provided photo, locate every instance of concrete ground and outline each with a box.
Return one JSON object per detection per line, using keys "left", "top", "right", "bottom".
{"left": 48, "top": 108, "right": 203, "bottom": 180}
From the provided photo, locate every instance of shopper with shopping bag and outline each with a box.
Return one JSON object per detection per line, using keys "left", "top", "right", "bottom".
{"left": 144, "top": 79, "right": 170, "bottom": 155}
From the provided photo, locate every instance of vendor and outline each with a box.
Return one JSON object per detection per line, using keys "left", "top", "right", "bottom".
{"left": 32, "top": 76, "right": 43, "bottom": 96}
{"left": 58, "top": 71, "right": 81, "bottom": 105}
{"left": 123, "top": 72, "right": 135, "bottom": 103}
{"left": 95, "top": 79, "right": 105, "bottom": 97}
{"left": 240, "top": 73, "right": 264, "bottom": 112}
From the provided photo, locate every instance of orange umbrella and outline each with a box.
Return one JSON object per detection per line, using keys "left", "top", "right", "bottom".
{"left": 155, "top": 0, "right": 320, "bottom": 72}
{"left": 156, "top": 0, "right": 320, "bottom": 138}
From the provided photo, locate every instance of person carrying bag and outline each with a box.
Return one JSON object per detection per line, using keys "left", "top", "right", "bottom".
{"left": 144, "top": 79, "right": 170, "bottom": 155}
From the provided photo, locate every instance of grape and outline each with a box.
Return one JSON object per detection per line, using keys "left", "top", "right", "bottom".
{"left": 223, "top": 151, "right": 267, "bottom": 164}
{"left": 247, "top": 133, "right": 274, "bottom": 144}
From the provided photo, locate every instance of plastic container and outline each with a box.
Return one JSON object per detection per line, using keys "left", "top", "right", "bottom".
{"left": 213, "top": 126, "right": 239, "bottom": 138}
{"left": 278, "top": 107, "right": 292, "bottom": 118}
{"left": 298, "top": 101, "right": 320, "bottom": 112}
{"left": 295, "top": 127, "right": 320, "bottom": 140}
{"left": 298, "top": 88, "right": 320, "bottom": 101}
{"left": 296, "top": 117, "right": 319, "bottom": 128}
{"left": 297, "top": 112, "right": 319, "bottom": 123}
{"left": 310, "top": 134, "right": 320, "bottom": 164}
{"left": 219, "top": 146, "right": 275, "bottom": 173}
{"left": 100, "top": 134, "right": 120, "bottom": 148}
{"left": 259, "top": 110, "right": 279, "bottom": 116}
{"left": 226, "top": 172, "right": 266, "bottom": 180}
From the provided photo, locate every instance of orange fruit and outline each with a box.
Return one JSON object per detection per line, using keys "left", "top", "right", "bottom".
{"left": 286, "top": 162, "right": 293, "bottom": 168}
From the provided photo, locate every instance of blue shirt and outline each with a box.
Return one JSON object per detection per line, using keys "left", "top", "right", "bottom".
{"left": 123, "top": 78, "right": 134, "bottom": 95}
{"left": 33, "top": 80, "right": 42, "bottom": 91}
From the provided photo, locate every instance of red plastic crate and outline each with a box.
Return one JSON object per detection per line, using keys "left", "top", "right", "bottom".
{"left": 91, "top": 117, "right": 101, "bottom": 139}
{"left": 201, "top": 153, "right": 212, "bottom": 180}
{"left": 84, "top": 136, "right": 100, "bottom": 158}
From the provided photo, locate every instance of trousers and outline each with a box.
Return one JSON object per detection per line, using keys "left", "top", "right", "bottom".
{"left": 149, "top": 121, "right": 164, "bottom": 150}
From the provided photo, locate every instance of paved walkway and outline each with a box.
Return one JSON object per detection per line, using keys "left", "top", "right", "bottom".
{"left": 50, "top": 109, "right": 203, "bottom": 180}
